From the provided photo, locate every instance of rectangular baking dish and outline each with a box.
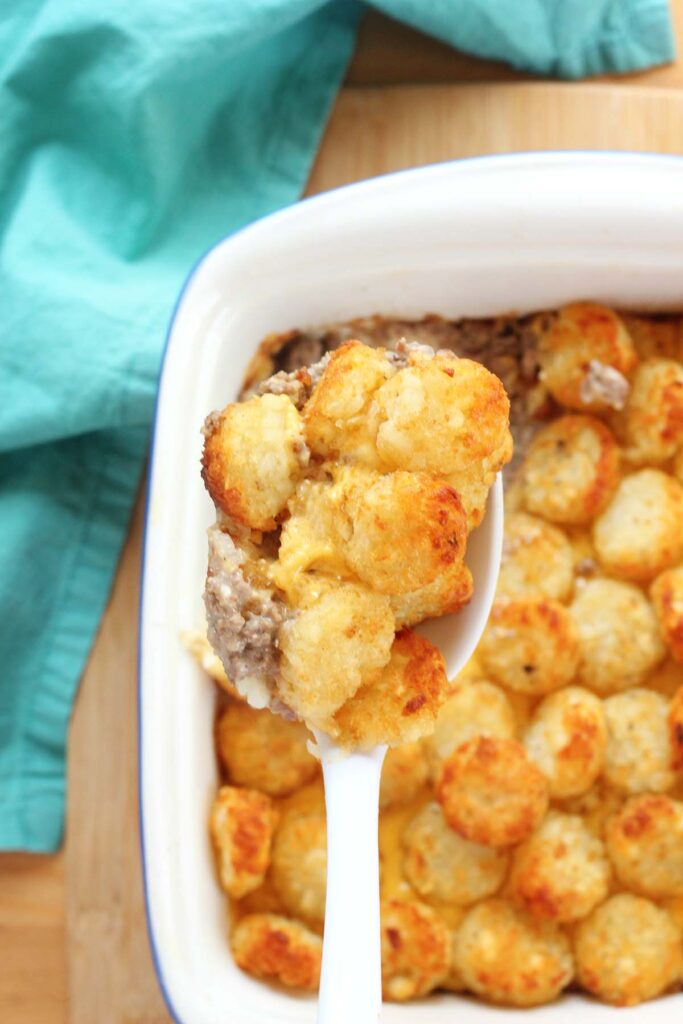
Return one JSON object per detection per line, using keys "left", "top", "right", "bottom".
{"left": 139, "top": 152, "right": 683, "bottom": 1023}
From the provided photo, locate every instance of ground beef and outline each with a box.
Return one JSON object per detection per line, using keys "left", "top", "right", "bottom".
{"left": 275, "top": 333, "right": 327, "bottom": 372}
{"left": 246, "top": 313, "right": 543, "bottom": 468}
{"left": 255, "top": 338, "right": 445, "bottom": 411}
{"left": 204, "top": 526, "right": 287, "bottom": 708}
{"left": 201, "top": 409, "right": 222, "bottom": 438}
{"left": 579, "top": 359, "right": 630, "bottom": 410}
{"left": 252, "top": 354, "right": 331, "bottom": 410}
{"left": 385, "top": 339, "right": 438, "bottom": 367}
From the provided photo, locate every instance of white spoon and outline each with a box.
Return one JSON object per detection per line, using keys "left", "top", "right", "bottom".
{"left": 315, "top": 475, "right": 504, "bottom": 1024}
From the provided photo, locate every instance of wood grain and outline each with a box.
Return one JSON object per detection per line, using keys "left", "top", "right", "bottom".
{"left": 2, "top": 23, "right": 683, "bottom": 1023}
{"left": 65, "top": 489, "right": 169, "bottom": 1024}
{"left": 0, "top": 853, "right": 67, "bottom": 1024}
{"left": 309, "top": 82, "right": 683, "bottom": 194}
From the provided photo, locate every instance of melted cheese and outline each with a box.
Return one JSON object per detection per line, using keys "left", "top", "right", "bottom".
{"left": 271, "top": 480, "right": 350, "bottom": 603}
{"left": 379, "top": 789, "right": 430, "bottom": 901}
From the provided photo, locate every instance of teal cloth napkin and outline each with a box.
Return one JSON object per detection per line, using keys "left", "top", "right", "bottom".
{"left": 0, "top": 0, "right": 674, "bottom": 852}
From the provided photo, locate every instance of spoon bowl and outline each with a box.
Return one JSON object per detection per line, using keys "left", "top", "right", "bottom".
{"left": 316, "top": 475, "right": 504, "bottom": 1024}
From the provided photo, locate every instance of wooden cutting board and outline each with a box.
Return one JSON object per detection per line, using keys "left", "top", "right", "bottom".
{"left": 63, "top": 81, "right": 683, "bottom": 1024}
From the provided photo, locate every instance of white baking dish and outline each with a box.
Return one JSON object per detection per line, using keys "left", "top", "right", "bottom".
{"left": 140, "top": 152, "right": 683, "bottom": 1023}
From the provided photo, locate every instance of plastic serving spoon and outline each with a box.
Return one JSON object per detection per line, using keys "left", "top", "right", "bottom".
{"left": 314, "top": 475, "right": 504, "bottom": 1024}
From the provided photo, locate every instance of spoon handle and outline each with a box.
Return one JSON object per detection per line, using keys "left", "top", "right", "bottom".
{"left": 317, "top": 745, "right": 387, "bottom": 1024}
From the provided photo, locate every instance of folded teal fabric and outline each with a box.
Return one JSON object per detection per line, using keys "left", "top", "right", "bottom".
{"left": 0, "top": 0, "right": 674, "bottom": 852}
{"left": 374, "top": 0, "right": 675, "bottom": 78}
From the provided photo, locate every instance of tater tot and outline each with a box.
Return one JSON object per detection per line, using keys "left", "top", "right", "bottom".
{"left": 446, "top": 435, "right": 513, "bottom": 529}
{"left": 270, "top": 813, "right": 327, "bottom": 924}
{"left": 390, "top": 558, "right": 474, "bottom": 629}
{"left": 374, "top": 352, "right": 511, "bottom": 480}
{"left": 437, "top": 737, "right": 549, "bottom": 847}
{"left": 523, "top": 686, "right": 607, "bottom": 798}
{"left": 278, "top": 582, "right": 395, "bottom": 728}
{"left": 277, "top": 462, "right": 465, "bottom": 603}
{"left": 536, "top": 303, "right": 637, "bottom": 411}
{"left": 202, "top": 394, "right": 307, "bottom": 530}
{"left": 379, "top": 744, "right": 429, "bottom": 810}
{"left": 231, "top": 913, "right": 322, "bottom": 991}
{"left": 273, "top": 479, "right": 349, "bottom": 596}
{"left": 593, "top": 469, "right": 683, "bottom": 582}
{"left": 497, "top": 513, "right": 574, "bottom": 601}
{"left": 343, "top": 471, "right": 468, "bottom": 595}
{"left": 478, "top": 596, "right": 580, "bottom": 696}
{"left": 606, "top": 794, "right": 683, "bottom": 898}
{"left": 574, "top": 894, "right": 682, "bottom": 1006}
{"left": 603, "top": 689, "right": 676, "bottom": 794}
{"left": 380, "top": 899, "right": 451, "bottom": 1000}
{"left": 454, "top": 899, "right": 574, "bottom": 1007}
{"left": 670, "top": 685, "right": 683, "bottom": 769}
{"left": 613, "top": 358, "right": 683, "bottom": 464}
{"left": 209, "top": 786, "right": 277, "bottom": 898}
{"left": 403, "top": 801, "right": 509, "bottom": 905}
{"left": 216, "top": 702, "right": 318, "bottom": 797}
{"left": 333, "top": 629, "right": 447, "bottom": 749}
{"left": 424, "top": 680, "right": 516, "bottom": 782}
{"left": 570, "top": 579, "right": 665, "bottom": 694}
{"left": 520, "top": 416, "right": 620, "bottom": 526}
{"left": 303, "top": 341, "right": 393, "bottom": 464}
{"left": 651, "top": 567, "right": 683, "bottom": 663}
{"left": 507, "top": 811, "right": 610, "bottom": 922}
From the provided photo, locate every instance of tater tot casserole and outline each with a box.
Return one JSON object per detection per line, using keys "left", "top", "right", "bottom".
{"left": 188, "top": 303, "right": 683, "bottom": 1010}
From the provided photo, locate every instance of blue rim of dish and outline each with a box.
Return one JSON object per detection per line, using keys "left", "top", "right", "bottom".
{"left": 137, "top": 149, "right": 683, "bottom": 1024}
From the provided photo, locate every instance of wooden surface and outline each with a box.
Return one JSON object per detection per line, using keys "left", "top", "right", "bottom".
{"left": 0, "top": 854, "right": 67, "bottom": 1023}
{"left": 308, "top": 82, "right": 683, "bottom": 193}
{"left": 2, "top": 8, "right": 683, "bottom": 1023}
